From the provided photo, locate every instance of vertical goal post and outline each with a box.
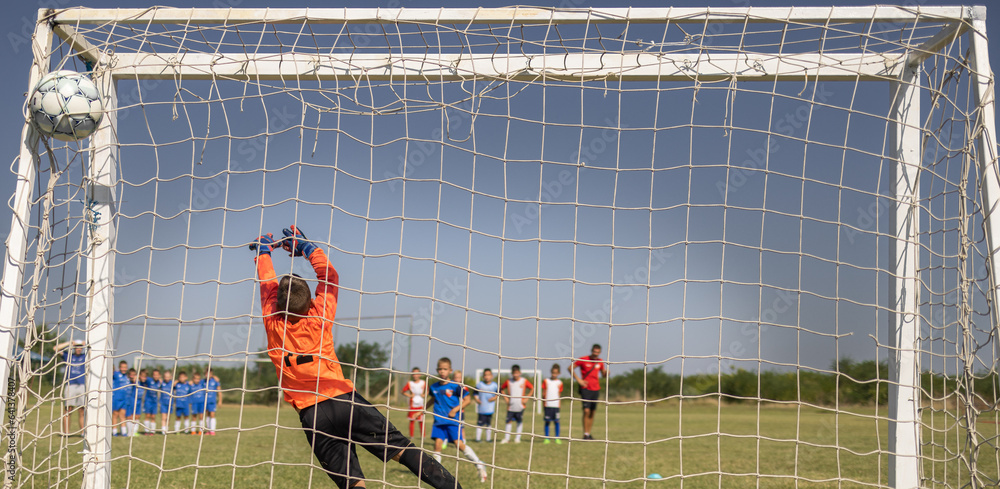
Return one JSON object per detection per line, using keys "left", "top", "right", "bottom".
{"left": 0, "top": 6, "right": 995, "bottom": 489}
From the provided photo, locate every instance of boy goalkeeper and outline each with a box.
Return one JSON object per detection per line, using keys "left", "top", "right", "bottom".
{"left": 252, "top": 225, "right": 462, "bottom": 489}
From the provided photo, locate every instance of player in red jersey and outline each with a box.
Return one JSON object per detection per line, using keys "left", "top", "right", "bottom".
{"left": 572, "top": 344, "right": 608, "bottom": 440}
{"left": 402, "top": 367, "right": 427, "bottom": 438}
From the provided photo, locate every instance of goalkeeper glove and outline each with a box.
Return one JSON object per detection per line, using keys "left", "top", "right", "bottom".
{"left": 250, "top": 233, "right": 279, "bottom": 257}
{"left": 282, "top": 225, "right": 317, "bottom": 258}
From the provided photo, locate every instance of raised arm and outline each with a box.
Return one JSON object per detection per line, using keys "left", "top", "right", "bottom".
{"left": 251, "top": 233, "right": 281, "bottom": 316}
{"left": 309, "top": 249, "right": 339, "bottom": 320}
{"left": 282, "top": 226, "right": 339, "bottom": 321}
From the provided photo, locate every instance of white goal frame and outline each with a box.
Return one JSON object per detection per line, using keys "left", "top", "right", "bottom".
{"left": 0, "top": 7, "right": 995, "bottom": 489}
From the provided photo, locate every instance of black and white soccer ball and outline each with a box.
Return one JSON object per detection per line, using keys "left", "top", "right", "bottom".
{"left": 29, "top": 70, "right": 104, "bottom": 141}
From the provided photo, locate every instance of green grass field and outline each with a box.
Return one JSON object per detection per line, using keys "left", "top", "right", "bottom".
{"left": 14, "top": 399, "right": 995, "bottom": 488}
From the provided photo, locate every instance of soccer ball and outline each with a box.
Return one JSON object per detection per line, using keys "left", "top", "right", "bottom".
{"left": 29, "top": 70, "right": 104, "bottom": 141}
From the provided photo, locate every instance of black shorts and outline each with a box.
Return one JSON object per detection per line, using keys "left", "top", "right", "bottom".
{"left": 505, "top": 411, "right": 524, "bottom": 424}
{"left": 544, "top": 407, "right": 560, "bottom": 422}
{"left": 299, "top": 391, "right": 412, "bottom": 489}
{"left": 477, "top": 413, "right": 493, "bottom": 427}
{"left": 580, "top": 388, "right": 600, "bottom": 411}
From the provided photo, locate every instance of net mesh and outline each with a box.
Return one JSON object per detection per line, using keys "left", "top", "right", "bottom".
{"left": 3, "top": 6, "right": 997, "bottom": 488}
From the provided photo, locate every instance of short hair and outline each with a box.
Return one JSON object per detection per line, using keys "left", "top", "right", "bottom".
{"left": 411, "top": 367, "right": 420, "bottom": 372}
{"left": 551, "top": 363, "right": 561, "bottom": 372}
{"left": 592, "top": 344, "right": 602, "bottom": 351}
{"left": 178, "top": 371, "right": 187, "bottom": 377}
{"left": 511, "top": 364, "right": 521, "bottom": 373}
{"left": 277, "top": 274, "right": 312, "bottom": 317}
{"left": 483, "top": 368, "right": 492, "bottom": 374}
{"left": 437, "top": 357, "right": 452, "bottom": 368}
{"left": 118, "top": 360, "right": 128, "bottom": 366}
{"left": 128, "top": 368, "right": 136, "bottom": 374}
{"left": 152, "top": 369, "right": 160, "bottom": 374}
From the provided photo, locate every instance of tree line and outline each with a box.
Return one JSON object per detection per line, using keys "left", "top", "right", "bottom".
{"left": 22, "top": 329, "right": 1000, "bottom": 408}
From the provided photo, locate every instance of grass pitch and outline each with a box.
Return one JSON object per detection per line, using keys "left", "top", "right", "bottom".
{"left": 15, "top": 399, "right": 992, "bottom": 488}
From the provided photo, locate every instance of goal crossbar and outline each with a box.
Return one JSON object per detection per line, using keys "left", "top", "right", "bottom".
{"left": 48, "top": 6, "right": 976, "bottom": 25}
{"left": 99, "top": 52, "right": 905, "bottom": 83}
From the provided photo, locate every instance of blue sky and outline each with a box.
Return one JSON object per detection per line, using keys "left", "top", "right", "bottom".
{"left": 1, "top": 0, "right": 998, "bottom": 382}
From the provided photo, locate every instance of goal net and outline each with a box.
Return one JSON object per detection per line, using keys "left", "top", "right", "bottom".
{"left": 2, "top": 6, "right": 997, "bottom": 488}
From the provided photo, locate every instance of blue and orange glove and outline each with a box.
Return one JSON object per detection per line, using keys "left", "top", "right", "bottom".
{"left": 249, "top": 233, "right": 279, "bottom": 257}
{"left": 282, "top": 225, "right": 317, "bottom": 258}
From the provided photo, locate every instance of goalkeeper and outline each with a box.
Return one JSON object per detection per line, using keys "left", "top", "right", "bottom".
{"left": 252, "top": 225, "right": 462, "bottom": 489}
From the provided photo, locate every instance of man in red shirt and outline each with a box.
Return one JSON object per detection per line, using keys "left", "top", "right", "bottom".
{"left": 572, "top": 344, "right": 608, "bottom": 440}
{"left": 253, "top": 226, "right": 461, "bottom": 489}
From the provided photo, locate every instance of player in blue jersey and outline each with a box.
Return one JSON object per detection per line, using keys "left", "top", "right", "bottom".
{"left": 204, "top": 368, "right": 221, "bottom": 435}
{"left": 142, "top": 370, "right": 162, "bottom": 435}
{"left": 173, "top": 371, "right": 191, "bottom": 434}
{"left": 112, "top": 360, "right": 130, "bottom": 436}
{"left": 124, "top": 368, "right": 140, "bottom": 436}
{"left": 55, "top": 340, "right": 87, "bottom": 437}
{"left": 157, "top": 371, "right": 174, "bottom": 434}
{"left": 188, "top": 371, "right": 206, "bottom": 435}
{"left": 473, "top": 368, "right": 499, "bottom": 442}
{"left": 426, "top": 357, "right": 488, "bottom": 483}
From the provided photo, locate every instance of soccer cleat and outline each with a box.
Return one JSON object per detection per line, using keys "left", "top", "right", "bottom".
{"left": 208, "top": 431, "right": 216, "bottom": 436}
{"left": 499, "top": 439, "right": 509, "bottom": 444}
{"left": 478, "top": 466, "right": 488, "bottom": 483}
{"left": 543, "top": 439, "right": 551, "bottom": 444}
{"left": 555, "top": 439, "right": 563, "bottom": 445}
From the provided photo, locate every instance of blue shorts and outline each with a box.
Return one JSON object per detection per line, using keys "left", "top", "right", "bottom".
{"left": 189, "top": 401, "right": 204, "bottom": 415}
{"left": 431, "top": 423, "right": 463, "bottom": 443}
{"left": 159, "top": 399, "right": 172, "bottom": 413}
{"left": 144, "top": 401, "right": 159, "bottom": 415}
{"left": 124, "top": 400, "right": 139, "bottom": 417}
{"left": 112, "top": 395, "right": 127, "bottom": 411}
{"left": 205, "top": 401, "right": 217, "bottom": 413}
{"left": 175, "top": 404, "right": 188, "bottom": 417}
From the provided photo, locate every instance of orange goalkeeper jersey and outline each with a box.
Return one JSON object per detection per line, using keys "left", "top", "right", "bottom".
{"left": 256, "top": 250, "right": 354, "bottom": 410}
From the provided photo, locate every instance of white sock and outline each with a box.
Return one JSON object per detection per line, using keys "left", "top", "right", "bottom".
{"left": 184, "top": 419, "right": 190, "bottom": 431}
{"left": 475, "top": 427, "right": 483, "bottom": 441}
{"left": 120, "top": 425, "right": 127, "bottom": 435}
{"left": 127, "top": 421, "right": 136, "bottom": 436}
{"left": 486, "top": 428, "right": 492, "bottom": 442}
{"left": 504, "top": 423, "right": 512, "bottom": 440}
{"left": 174, "top": 420, "right": 180, "bottom": 432}
{"left": 515, "top": 423, "right": 523, "bottom": 442}
{"left": 462, "top": 445, "right": 483, "bottom": 468}
{"left": 433, "top": 453, "right": 442, "bottom": 463}
{"left": 210, "top": 418, "right": 217, "bottom": 431}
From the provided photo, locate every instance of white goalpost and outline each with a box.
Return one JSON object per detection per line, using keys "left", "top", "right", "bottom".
{"left": 1, "top": 5, "right": 997, "bottom": 489}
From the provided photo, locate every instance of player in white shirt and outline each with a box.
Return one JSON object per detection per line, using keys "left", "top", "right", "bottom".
{"left": 499, "top": 365, "right": 533, "bottom": 444}
{"left": 541, "top": 364, "right": 564, "bottom": 444}
{"left": 401, "top": 367, "right": 427, "bottom": 438}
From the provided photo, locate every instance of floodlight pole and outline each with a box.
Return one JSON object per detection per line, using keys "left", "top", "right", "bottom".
{"left": 0, "top": 12, "right": 51, "bottom": 488}
{"left": 82, "top": 70, "right": 117, "bottom": 489}
{"left": 888, "top": 64, "right": 921, "bottom": 489}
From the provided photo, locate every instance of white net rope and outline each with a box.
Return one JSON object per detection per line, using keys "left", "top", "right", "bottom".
{"left": 3, "top": 6, "right": 997, "bottom": 488}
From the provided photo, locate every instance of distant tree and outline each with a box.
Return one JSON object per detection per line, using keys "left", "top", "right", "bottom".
{"left": 336, "top": 341, "right": 391, "bottom": 397}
